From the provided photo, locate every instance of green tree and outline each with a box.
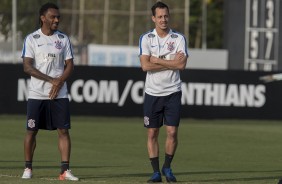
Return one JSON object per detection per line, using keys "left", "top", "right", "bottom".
{"left": 0, "top": 0, "right": 57, "bottom": 40}
{"left": 0, "top": 0, "right": 224, "bottom": 49}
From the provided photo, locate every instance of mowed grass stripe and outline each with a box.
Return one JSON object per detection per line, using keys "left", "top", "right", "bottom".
{"left": 0, "top": 115, "right": 282, "bottom": 184}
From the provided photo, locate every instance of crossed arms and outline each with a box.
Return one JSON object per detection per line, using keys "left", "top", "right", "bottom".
{"left": 139, "top": 51, "right": 188, "bottom": 72}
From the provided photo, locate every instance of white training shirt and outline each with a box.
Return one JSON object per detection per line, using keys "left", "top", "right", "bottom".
{"left": 21, "top": 28, "right": 73, "bottom": 99}
{"left": 139, "top": 29, "right": 188, "bottom": 96}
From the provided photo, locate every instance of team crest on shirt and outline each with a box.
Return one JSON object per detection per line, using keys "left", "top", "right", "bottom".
{"left": 27, "top": 119, "right": 35, "bottom": 128}
{"left": 144, "top": 116, "right": 149, "bottom": 126}
{"left": 55, "top": 40, "right": 62, "bottom": 49}
{"left": 166, "top": 42, "right": 175, "bottom": 51}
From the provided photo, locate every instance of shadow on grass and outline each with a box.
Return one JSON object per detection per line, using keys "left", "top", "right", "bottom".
{"left": 79, "top": 170, "right": 282, "bottom": 182}
{"left": 177, "top": 170, "right": 282, "bottom": 175}
{"left": 1, "top": 161, "right": 282, "bottom": 183}
{"left": 188, "top": 175, "right": 281, "bottom": 183}
{"left": 177, "top": 171, "right": 282, "bottom": 183}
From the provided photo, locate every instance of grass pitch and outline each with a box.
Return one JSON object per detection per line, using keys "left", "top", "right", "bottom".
{"left": 0, "top": 115, "right": 282, "bottom": 184}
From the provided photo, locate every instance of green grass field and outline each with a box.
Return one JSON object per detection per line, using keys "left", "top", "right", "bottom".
{"left": 1, "top": 115, "right": 282, "bottom": 184}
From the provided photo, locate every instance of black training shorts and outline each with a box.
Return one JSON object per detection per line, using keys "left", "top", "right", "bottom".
{"left": 143, "top": 91, "right": 182, "bottom": 128}
{"left": 26, "top": 98, "right": 71, "bottom": 131}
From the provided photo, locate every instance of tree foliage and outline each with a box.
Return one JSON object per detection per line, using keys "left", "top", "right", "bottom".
{"left": 0, "top": 0, "right": 224, "bottom": 49}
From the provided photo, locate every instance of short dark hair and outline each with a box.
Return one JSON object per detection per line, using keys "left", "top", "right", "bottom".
{"left": 39, "top": 2, "right": 59, "bottom": 27}
{"left": 151, "top": 1, "right": 169, "bottom": 16}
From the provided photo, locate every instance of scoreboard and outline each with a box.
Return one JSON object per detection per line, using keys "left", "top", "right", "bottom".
{"left": 224, "top": 0, "right": 281, "bottom": 71}
{"left": 244, "top": 0, "right": 279, "bottom": 71}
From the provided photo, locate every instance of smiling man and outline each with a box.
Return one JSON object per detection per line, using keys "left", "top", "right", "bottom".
{"left": 21, "top": 2, "right": 78, "bottom": 181}
{"left": 139, "top": 1, "right": 189, "bottom": 183}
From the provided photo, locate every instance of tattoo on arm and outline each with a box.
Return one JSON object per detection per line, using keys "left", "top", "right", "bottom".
{"left": 23, "top": 58, "right": 53, "bottom": 83}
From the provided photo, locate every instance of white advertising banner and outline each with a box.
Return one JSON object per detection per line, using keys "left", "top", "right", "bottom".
{"left": 88, "top": 44, "right": 140, "bottom": 67}
{"left": 88, "top": 44, "right": 228, "bottom": 70}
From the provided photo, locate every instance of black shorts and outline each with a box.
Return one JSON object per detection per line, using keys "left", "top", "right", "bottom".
{"left": 143, "top": 91, "right": 182, "bottom": 128}
{"left": 26, "top": 98, "right": 71, "bottom": 131}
